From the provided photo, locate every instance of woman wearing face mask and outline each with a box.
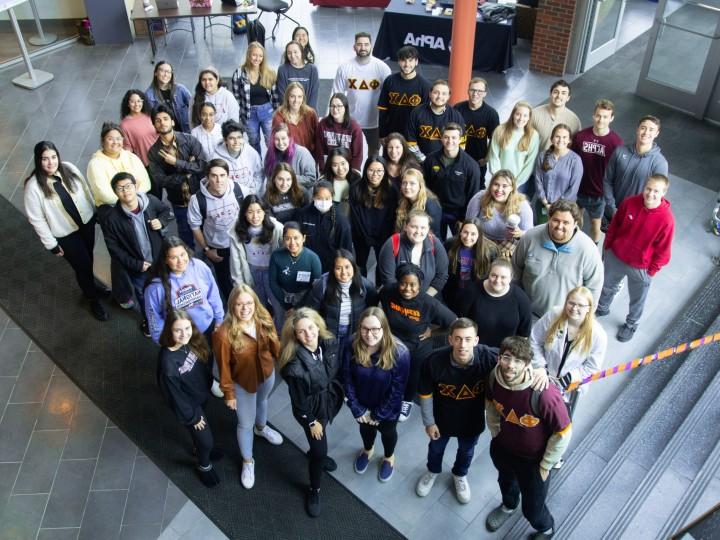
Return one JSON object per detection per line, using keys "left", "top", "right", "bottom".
{"left": 343, "top": 307, "right": 410, "bottom": 482}
{"left": 349, "top": 156, "right": 398, "bottom": 282}
{"left": 530, "top": 286, "right": 607, "bottom": 421}
{"left": 443, "top": 218, "right": 498, "bottom": 317}
{"left": 379, "top": 264, "right": 456, "bottom": 422}
{"left": 295, "top": 181, "right": 353, "bottom": 273}
{"left": 277, "top": 41, "right": 319, "bottom": 111}
{"left": 305, "top": 249, "right": 378, "bottom": 361}
{"left": 119, "top": 89, "right": 158, "bottom": 167}
{"left": 378, "top": 209, "right": 449, "bottom": 297}
{"left": 383, "top": 133, "right": 419, "bottom": 190}
{"left": 157, "top": 310, "right": 221, "bottom": 487}
{"left": 279, "top": 307, "right": 343, "bottom": 517}
{"left": 145, "top": 61, "right": 192, "bottom": 133}
{"left": 488, "top": 101, "right": 540, "bottom": 195}
{"left": 533, "top": 124, "right": 583, "bottom": 223}
{"left": 269, "top": 222, "right": 322, "bottom": 321}
{"left": 229, "top": 196, "right": 285, "bottom": 327}
{"left": 214, "top": 285, "right": 283, "bottom": 489}
{"left": 319, "top": 147, "right": 361, "bottom": 219}
{"left": 264, "top": 123, "right": 317, "bottom": 190}
{"left": 465, "top": 170, "right": 534, "bottom": 257}
{"left": 191, "top": 67, "right": 240, "bottom": 128}
{"left": 467, "top": 258, "right": 531, "bottom": 348}
{"left": 395, "top": 168, "right": 442, "bottom": 238}
{"left": 263, "top": 163, "right": 310, "bottom": 223}
{"left": 191, "top": 102, "right": 223, "bottom": 160}
{"left": 24, "top": 141, "right": 110, "bottom": 321}
{"left": 292, "top": 26, "right": 315, "bottom": 64}
{"left": 315, "top": 93, "right": 363, "bottom": 170}
{"left": 272, "top": 82, "right": 319, "bottom": 156}
{"left": 231, "top": 41, "right": 279, "bottom": 155}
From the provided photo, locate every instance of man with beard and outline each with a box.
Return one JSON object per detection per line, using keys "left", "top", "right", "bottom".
{"left": 377, "top": 46, "right": 431, "bottom": 143}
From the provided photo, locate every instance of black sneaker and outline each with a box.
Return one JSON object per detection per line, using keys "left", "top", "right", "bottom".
{"left": 140, "top": 319, "right": 151, "bottom": 338}
{"left": 399, "top": 401, "right": 412, "bottom": 422}
{"left": 196, "top": 465, "right": 220, "bottom": 487}
{"left": 305, "top": 488, "right": 320, "bottom": 517}
{"left": 323, "top": 456, "right": 337, "bottom": 472}
{"left": 209, "top": 448, "right": 224, "bottom": 462}
{"left": 89, "top": 300, "right": 109, "bottom": 322}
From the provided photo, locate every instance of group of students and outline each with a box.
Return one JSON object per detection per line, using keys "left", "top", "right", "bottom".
{"left": 21, "top": 27, "right": 677, "bottom": 540}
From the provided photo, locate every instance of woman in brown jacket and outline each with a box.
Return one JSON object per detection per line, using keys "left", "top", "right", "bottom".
{"left": 214, "top": 284, "right": 283, "bottom": 490}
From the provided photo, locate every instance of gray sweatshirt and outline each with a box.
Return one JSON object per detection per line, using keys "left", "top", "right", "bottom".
{"left": 122, "top": 192, "right": 153, "bottom": 263}
{"left": 187, "top": 179, "right": 241, "bottom": 249}
{"left": 603, "top": 143, "right": 668, "bottom": 213}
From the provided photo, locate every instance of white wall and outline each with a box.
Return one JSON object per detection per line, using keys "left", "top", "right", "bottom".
{"left": 0, "top": 0, "right": 86, "bottom": 21}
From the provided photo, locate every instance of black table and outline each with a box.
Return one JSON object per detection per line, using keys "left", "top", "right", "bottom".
{"left": 373, "top": 0, "right": 515, "bottom": 72}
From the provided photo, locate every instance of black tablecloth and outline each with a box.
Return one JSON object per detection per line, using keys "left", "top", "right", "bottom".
{"left": 373, "top": 0, "right": 515, "bottom": 72}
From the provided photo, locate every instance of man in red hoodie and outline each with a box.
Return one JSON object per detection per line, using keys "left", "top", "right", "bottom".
{"left": 595, "top": 174, "right": 675, "bottom": 341}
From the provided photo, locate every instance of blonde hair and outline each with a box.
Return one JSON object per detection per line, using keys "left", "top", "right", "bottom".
{"left": 279, "top": 82, "right": 313, "bottom": 122}
{"left": 495, "top": 100, "right": 535, "bottom": 152}
{"left": 242, "top": 42, "right": 277, "bottom": 89}
{"left": 479, "top": 170, "right": 526, "bottom": 220}
{"left": 278, "top": 307, "right": 333, "bottom": 369}
{"left": 222, "top": 284, "right": 277, "bottom": 353}
{"left": 545, "top": 287, "right": 596, "bottom": 357}
{"left": 352, "top": 307, "right": 402, "bottom": 370}
{"left": 395, "top": 168, "right": 438, "bottom": 232}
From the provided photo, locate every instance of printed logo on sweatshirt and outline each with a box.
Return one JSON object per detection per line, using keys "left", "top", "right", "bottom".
{"left": 387, "top": 92, "right": 423, "bottom": 107}
{"left": 492, "top": 399, "right": 540, "bottom": 428}
{"left": 465, "top": 125, "right": 488, "bottom": 140}
{"left": 178, "top": 351, "right": 198, "bottom": 375}
{"left": 418, "top": 125, "right": 442, "bottom": 141}
{"left": 174, "top": 283, "right": 204, "bottom": 310}
{"left": 347, "top": 78, "right": 381, "bottom": 91}
{"left": 438, "top": 381, "right": 481, "bottom": 400}
{"left": 323, "top": 131, "right": 353, "bottom": 148}
{"left": 581, "top": 141, "right": 607, "bottom": 157}
{"left": 388, "top": 300, "right": 420, "bottom": 322}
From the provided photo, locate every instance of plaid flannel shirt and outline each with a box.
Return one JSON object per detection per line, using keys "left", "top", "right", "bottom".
{"left": 231, "top": 68, "right": 280, "bottom": 125}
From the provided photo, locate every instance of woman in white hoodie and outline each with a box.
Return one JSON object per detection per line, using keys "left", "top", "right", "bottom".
{"left": 530, "top": 286, "right": 607, "bottom": 418}
{"left": 190, "top": 67, "right": 240, "bottom": 129}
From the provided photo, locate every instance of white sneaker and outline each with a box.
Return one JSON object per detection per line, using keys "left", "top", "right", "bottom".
{"left": 416, "top": 471, "right": 438, "bottom": 497}
{"left": 211, "top": 380, "right": 223, "bottom": 398}
{"left": 453, "top": 474, "right": 471, "bottom": 504}
{"left": 254, "top": 425, "right": 283, "bottom": 445}
{"left": 241, "top": 460, "right": 255, "bottom": 489}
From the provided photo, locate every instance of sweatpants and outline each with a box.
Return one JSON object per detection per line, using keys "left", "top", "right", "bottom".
{"left": 597, "top": 249, "right": 652, "bottom": 326}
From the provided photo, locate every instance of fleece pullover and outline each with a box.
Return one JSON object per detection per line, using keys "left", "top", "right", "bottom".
{"left": 212, "top": 141, "right": 264, "bottom": 197}
{"left": 187, "top": 179, "right": 241, "bottom": 249}
{"left": 603, "top": 143, "right": 668, "bottom": 213}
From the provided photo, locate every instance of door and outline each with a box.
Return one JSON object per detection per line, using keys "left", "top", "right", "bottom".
{"left": 636, "top": 0, "right": 720, "bottom": 118}
{"left": 583, "top": 0, "right": 627, "bottom": 70}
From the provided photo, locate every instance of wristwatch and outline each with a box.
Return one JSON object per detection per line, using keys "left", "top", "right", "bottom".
{"left": 308, "top": 420, "right": 318, "bottom": 428}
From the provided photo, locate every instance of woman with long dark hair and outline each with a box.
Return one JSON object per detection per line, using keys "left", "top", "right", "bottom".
{"left": 263, "top": 163, "right": 310, "bottom": 223}
{"left": 263, "top": 123, "right": 317, "bottom": 189}
{"left": 229, "top": 195, "right": 285, "bottom": 326}
{"left": 315, "top": 92, "right": 363, "bottom": 169}
{"left": 191, "top": 67, "right": 240, "bottom": 128}
{"left": 145, "top": 60, "right": 192, "bottom": 133}
{"left": 319, "top": 147, "right": 361, "bottom": 219}
{"left": 190, "top": 102, "right": 223, "bottom": 160}
{"left": 272, "top": 82, "right": 319, "bottom": 156}
{"left": 157, "top": 310, "right": 220, "bottom": 487}
{"left": 349, "top": 156, "right": 398, "bottom": 281}
{"left": 277, "top": 40, "right": 319, "bottom": 110}
{"left": 344, "top": 307, "right": 410, "bottom": 482}
{"left": 291, "top": 26, "right": 315, "bottom": 64}
{"left": 279, "top": 307, "right": 343, "bottom": 517}
{"left": 443, "top": 218, "right": 498, "bottom": 317}
{"left": 24, "top": 141, "right": 109, "bottom": 321}
{"left": 383, "top": 133, "right": 419, "bottom": 190}
{"left": 214, "top": 285, "right": 283, "bottom": 489}
{"left": 119, "top": 89, "right": 157, "bottom": 166}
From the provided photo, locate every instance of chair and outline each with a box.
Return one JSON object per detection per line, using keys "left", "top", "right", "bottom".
{"left": 257, "top": 0, "right": 300, "bottom": 40}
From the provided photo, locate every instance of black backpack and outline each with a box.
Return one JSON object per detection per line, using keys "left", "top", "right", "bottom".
{"left": 247, "top": 18, "right": 265, "bottom": 47}
{"left": 487, "top": 368, "right": 542, "bottom": 417}
{"left": 196, "top": 182, "right": 244, "bottom": 226}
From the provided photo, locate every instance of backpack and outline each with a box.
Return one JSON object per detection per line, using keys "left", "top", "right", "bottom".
{"left": 487, "top": 368, "right": 542, "bottom": 417}
{"left": 391, "top": 232, "right": 436, "bottom": 258}
{"left": 196, "top": 182, "right": 243, "bottom": 226}
{"left": 247, "top": 18, "right": 265, "bottom": 47}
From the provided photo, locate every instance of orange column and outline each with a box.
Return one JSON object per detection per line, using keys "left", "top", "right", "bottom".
{"left": 448, "top": 0, "right": 477, "bottom": 105}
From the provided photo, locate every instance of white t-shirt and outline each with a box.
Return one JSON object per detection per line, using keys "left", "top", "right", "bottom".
{"left": 332, "top": 57, "right": 391, "bottom": 129}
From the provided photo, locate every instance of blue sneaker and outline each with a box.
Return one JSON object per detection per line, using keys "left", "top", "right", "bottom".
{"left": 354, "top": 451, "right": 371, "bottom": 474}
{"left": 378, "top": 459, "right": 394, "bottom": 482}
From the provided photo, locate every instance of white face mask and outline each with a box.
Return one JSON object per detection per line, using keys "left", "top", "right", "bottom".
{"left": 314, "top": 199, "right": 333, "bottom": 213}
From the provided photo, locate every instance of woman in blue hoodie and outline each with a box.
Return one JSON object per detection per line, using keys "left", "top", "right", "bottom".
{"left": 343, "top": 307, "right": 410, "bottom": 482}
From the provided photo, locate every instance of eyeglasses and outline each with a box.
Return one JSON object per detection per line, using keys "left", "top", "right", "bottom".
{"left": 469, "top": 89, "right": 487, "bottom": 94}
{"left": 567, "top": 301, "right": 590, "bottom": 310}
{"left": 236, "top": 302, "right": 255, "bottom": 309}
{"left": 115, "top": 184, "right": 135, "bottom": 192}
{"left": 329, "top": 104, "right": 344, "bottom": 109}
{"left": 360, "top": 327, "right": 383, "bottom": 335}
{"left": 367, "top": 169, "right": 384, "bottom": 176}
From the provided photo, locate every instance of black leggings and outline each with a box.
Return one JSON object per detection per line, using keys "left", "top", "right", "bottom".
{"left": 302, "top": 419, "right": 328, "bottom": 490}
{"left": 56, "top": 219, "right": 98, "bottom": 300}
{"left": 359, "top": 420, "right": 398, "bottom": 458}
{"left": 187, "top": 414, "right": 214, "bottom": 467}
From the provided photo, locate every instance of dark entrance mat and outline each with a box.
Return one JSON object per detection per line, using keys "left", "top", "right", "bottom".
{"left": 0, "top": 195, "right": 405, "bottom": 540}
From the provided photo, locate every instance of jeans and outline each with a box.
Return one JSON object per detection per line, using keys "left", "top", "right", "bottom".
{"left": 597, "top": 249, "right": 652, "bottom": 326}
{"left": 489, "top": 439, "right": 554, "bottom": 533}
{"left": 427, "top": 434, "right": 479, "bottom": 477}
{"left": 173, "top": 206, "right": 194, "bottom": 250}
{"left": 233, "top": 371, "right": 275, "bottom": 461}
{"left": 440, "top": 210, "right": 462, "bottom": 241}
{"left": 250, "top": 265, "right": 284, "bottom": 331}
{"left": 247, "top": 102, "right": 273, "bottom": 155}
{"left": 359, "top": 420, "right": 398, "bottom": 458}
{"left": 518, "top": 176, "right": 536, "bottom": 200}
{"left": 128, "top": 269, "right": 149, "bottom": 320}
